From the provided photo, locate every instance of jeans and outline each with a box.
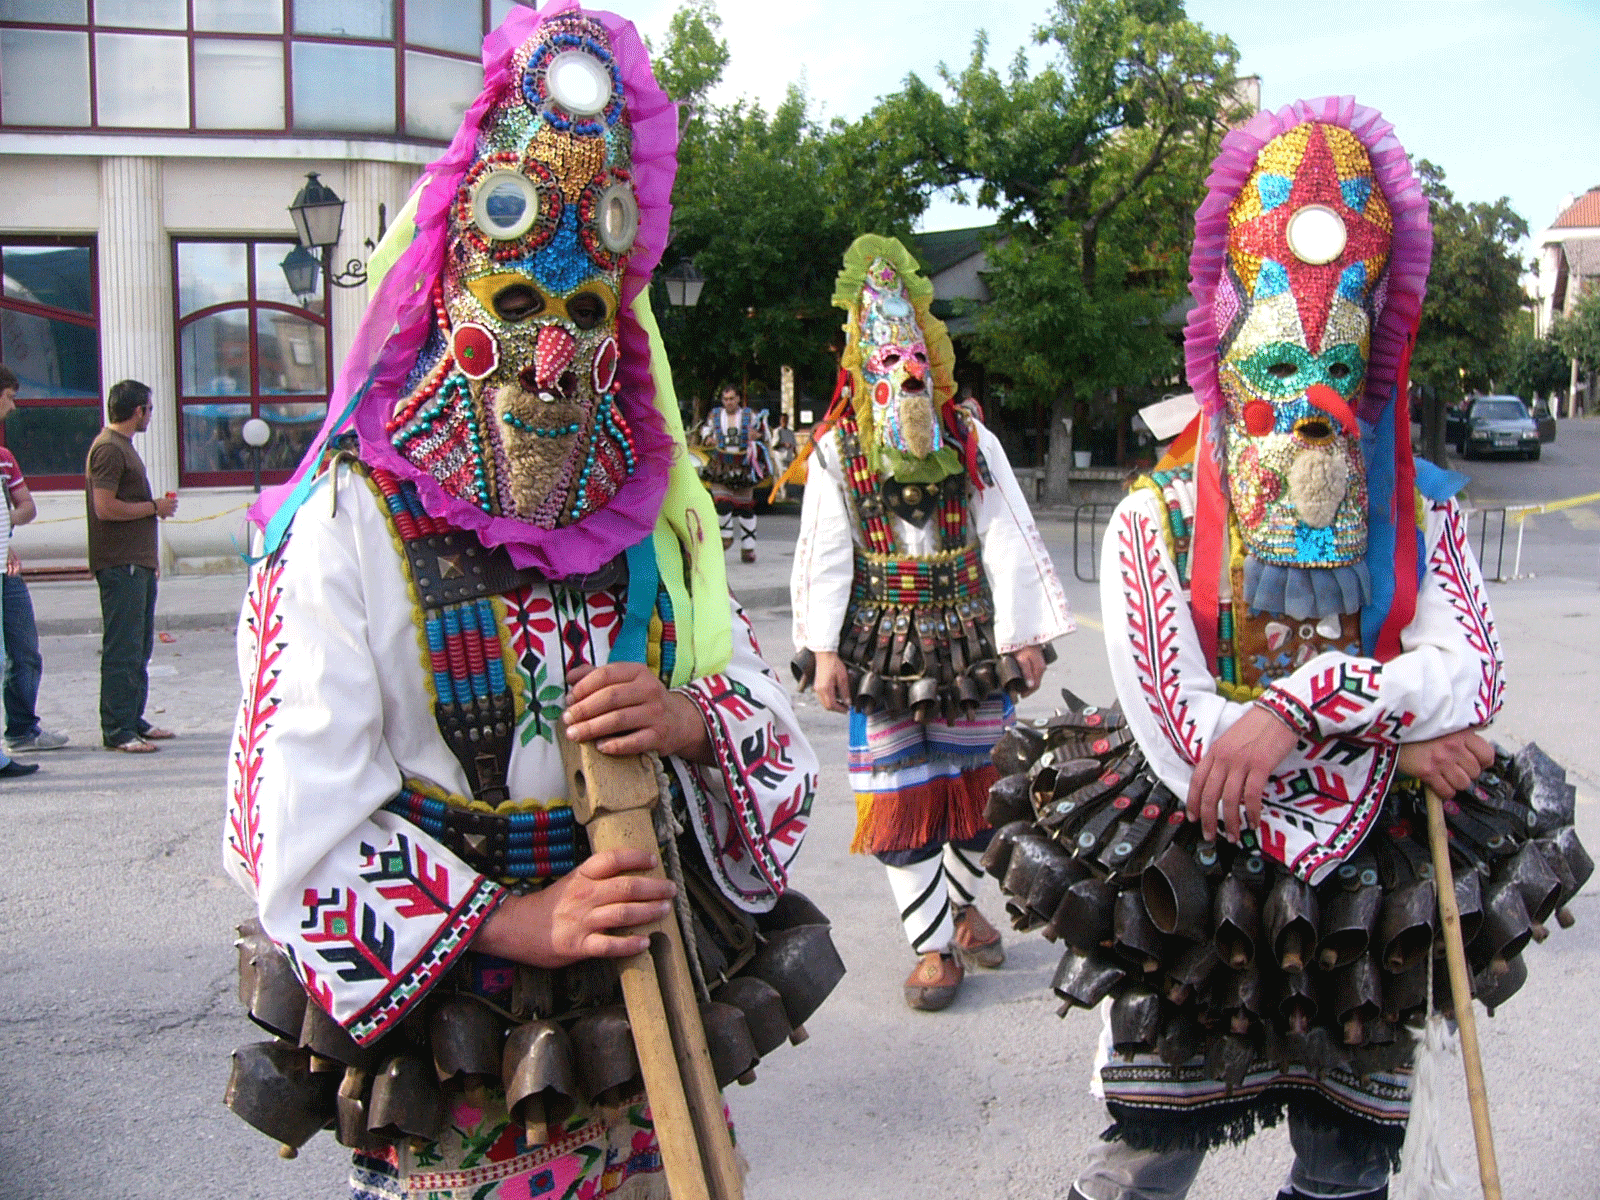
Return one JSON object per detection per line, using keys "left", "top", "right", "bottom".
{"left": 3, "top": 573, "right": 43, "bottom": 740}
{"left": 96, "top": 564, "right": 157, "bottom": 746}
{"left": 1074, "top": 1110, "right": 1392, "bottom": 1199}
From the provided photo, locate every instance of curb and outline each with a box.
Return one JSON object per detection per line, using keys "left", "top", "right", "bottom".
{"left": 38, "top": 610, "right": 242, "bottom": 638}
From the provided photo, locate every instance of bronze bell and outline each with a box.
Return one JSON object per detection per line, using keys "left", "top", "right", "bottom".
{"left": 1470, "top": 879, "right": 1533, "bottom": 972}
{"left": 1205, "top": 1031, "right": 1256, "bottom": 1095}
{"left": 759, "top": 889, "right": 832, "bottom": 933}
{"left": 990, "top": 720, "right": 1047, "bottom": 776}
{"left": 1112, "top": 889, "right": 1165, "bottom": 973}
{"left": 1111, "top": 987, "right": 1163, "bottom": 1057}
{"left": 1024, "top": 844, "right": 1086, "bottom": 932}
{"left": 1164, "top": 940, "right": 1219, "bottom": 1007}
{"left": 907, "top": 676, "right": 941, "bottom": 724}
{"left": 852, "top": 670, "right": 886, "bottom": 713}
{"left": 700, "top": 1001, "right": 760, "bottom": 1087}
{"left": 335, "top": 1065, "right": 385, "bottom": 1152}
{"left": 1332, "top": 954, "right": 1382, "bottom": 1045}
{"left": 1000, "top": 831, "right": 1063, "bottom": 930}
{"left": 1316, "top": 879, "right": 1383, "bottom": 969}
{"left": 984, "top": 772, "right": 1036, "bottom": 829}
{"left": 1277, "top": 965, "right": 1319, "bottom": 1034}
{"left": 972, "top": 660, "right": 1000, "bottom": 696}
{"left": 1044, "top": 874, "right": 1118, "bottom": 952}
{"left": 431, "top": 995, "right": 506, "bottom": 1097}
{"left": 224, "top": 1040, "right": 338, "bottom": 1158}
{"left": 300, "top": 998, "right": 376, "bottom": 1073}
{"left": 1377, "top": 878, "right": 1436, "bottom": 972}
{"left": 995, "top": 653, "right": 1026, "bottom": 698}
{"left": 1472, "top": 950, "right": 1527, "bottom": 1016}
{"left": 1453, "top": 866, "right": 1485, "bottom": 946}
{"left": 955, "top": 673, "right": 984, "bottom": 717}
{"left": 1143, "top": 843, "right": 1211, "bottom": 942}
{"left": 235, "top": 918, "right": 274, "bottom": 1010}
{"left": 245, "top": 943, "right": 309, "bottom": 1042}
{"left": 1381, "top": 958, "right": 1429, "bottom": 1025}
{"left": 501, "top": 1020, "right": 578, "bottom": 1144}
{"left": 713, "top": 976, "right": 792, "bottom": 1058}
{"left": 1212, "top": 875, "right": 1260, "bottom": 970}
{"left": 367, "top": 1053, "right": 446, "bottom": 1144}
{"left": 567, "top": 1005, "right": 641, "bottom": 1104}
{"left": 745, "top": 923, "right": 848, "bottom": 1040}
{"left": 1156, "top": 1007, "right": 1206, "bottom": 1066}
{"left": 1502, "top": 841, "right": 1563, "bottom": 932}
{"left": 979, "top": 819, "right": 1033, "bottom": 882}
{"left": 1263, "top": 874, "right": 1319, "bottom": 972}
{"left": 1050, "top": 948, "right": 1126, "bottom": 1011}
{"left": 789, "top": 648, "right": 815, "bottom": 689}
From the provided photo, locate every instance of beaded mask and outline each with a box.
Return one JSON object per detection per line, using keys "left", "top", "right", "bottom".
{"left": 858, "top": 258, "right": 941, "bottom": 459}
{"left": 387, "top": 13, "right": 641, "bottom": 528}
{"left": 1215, "top": 122, "right": 1392, "bottom": 570}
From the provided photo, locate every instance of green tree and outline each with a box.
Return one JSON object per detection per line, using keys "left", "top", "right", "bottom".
{"left": 1553, "top": 287, "right": 1600, "bottom": 413}
{"left": 1501, "top": 322, "right": 1571, "bottom": 401}
{"left": 1410, "top": 161, "right": 1529, "bottom": 405}
{"left": 857, "top": 0, "right": 1241, "bottom": 494}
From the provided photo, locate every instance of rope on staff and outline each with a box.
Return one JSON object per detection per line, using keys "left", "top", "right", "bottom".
{"left": 1422, "top": 785, "right": 1503, "bottom": 1200}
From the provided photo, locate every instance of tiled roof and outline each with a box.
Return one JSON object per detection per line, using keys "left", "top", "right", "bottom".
{"left": 913, "top": 225, "right": 995, "bottom": 275}
{"left": 1554, "top": 188, "right": 1600, "bottom": 229}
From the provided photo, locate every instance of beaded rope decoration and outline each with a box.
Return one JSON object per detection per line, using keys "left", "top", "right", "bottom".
{"left": 384, "top": 787, "right": 578, "bottom": 886}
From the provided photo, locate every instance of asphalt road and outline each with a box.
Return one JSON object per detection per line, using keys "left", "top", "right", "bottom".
{"left": 1, "top": 500, "right": 1597, "bottom": 1198}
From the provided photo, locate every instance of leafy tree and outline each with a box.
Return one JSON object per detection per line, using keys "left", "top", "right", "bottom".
{"left": 1552, "top": 287, "right": 1600, "bottom": 373}
{"left": 856, "top": 0, "right": 1241, "bottom": 494}
{"left": 1501, "top": 323, "right": 1571, "bottom": 401}
{"left": 1410, "top": 161, "right": 1529, "bottom": 405}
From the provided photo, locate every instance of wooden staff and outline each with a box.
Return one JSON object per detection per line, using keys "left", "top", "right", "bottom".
{"left": 1423, "top": 786, "right": 1502, "bottom": 1200}
{"left": 561, "top": 737, "right": 743, "bottom": 1200}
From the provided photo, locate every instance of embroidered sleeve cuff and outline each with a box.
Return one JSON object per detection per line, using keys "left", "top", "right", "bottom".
{"left": 1257, "top": 687, "right": 1316, "bottom": 739}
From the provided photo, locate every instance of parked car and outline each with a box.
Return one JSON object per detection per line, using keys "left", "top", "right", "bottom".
{"left": 1455, "top": 394, "right": 1542, "bottom": 461}
{"left": 1530, "top": 397, "right": 1558, "bottom": 443}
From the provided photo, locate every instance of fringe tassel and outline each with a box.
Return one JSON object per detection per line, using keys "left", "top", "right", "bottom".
{"left": 1391, "top": 1012, "right": 1462, "bottom": 1200}
{"left": 849, "top": 768, "right": 995, "bottom": 854}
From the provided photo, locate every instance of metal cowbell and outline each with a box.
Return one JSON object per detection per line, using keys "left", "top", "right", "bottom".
{"left": 430, "top": 995, "right": 506, "bottom": 1089}
{"left": 713, "top": 976, "right": 793, "bottom": 1058}
{"left": 300, "top": 999, "right": 377, "bottom": 1072}
{"left": 1143, "top": 843, "right": 1211, "bottom": 942}
{"left": 500, "top": 1020, "right": 578, "bottom": 1144}
{"left": 744, "top": 924, "right": 847, "bottom": 1037}
{"left": 367, "top": 1054, "right": 447, "bottom": 1143}
{"left": 225, "top": 1040, "right": 337, "bottom": 1156}
{"left": 1262, "top": 874, "right": 1319, "bottom": 972}
{"left": 700, "top": 1001, "right": 760, "bottom": 1087}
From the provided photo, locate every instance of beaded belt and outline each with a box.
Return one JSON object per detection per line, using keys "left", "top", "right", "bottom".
{"left": 851, "top": 544, "right": 986, "bottom": 607}
{"left": 385, "top": 787, "right": 579, "bottom": 886}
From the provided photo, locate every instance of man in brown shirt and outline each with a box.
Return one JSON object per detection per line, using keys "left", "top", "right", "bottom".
{"left": 85, "top": 379, "right": 177, "bottom": 752}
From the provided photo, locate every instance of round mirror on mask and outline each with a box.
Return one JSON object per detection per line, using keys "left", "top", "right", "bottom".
{"left": 472, "top": 170, "right": 543, "bottom": 241}
{"left": 1285, "top": 204, "right": 1348, "bottom": 266}
{"left": 596, "top": 183, "right": 638, "bottom": 254}
{"left": 545, "top": 50, "right": 612, "bottom": 116}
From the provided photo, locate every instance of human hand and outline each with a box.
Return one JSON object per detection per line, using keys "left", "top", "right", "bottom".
{"left": 1398, "top": 729, "right": 1495, "bottom": 798}
{"left": 154, "top": 495, "right": 178, "bottom": 518}
{"left": 1014, "top": 644, "right": 1046, "bottom": 696}
{"left": 811, "top": 649, "right": 851, "bottom": 713}
{"left": 473, "top": 848, "right": 676, "bottom": 968}
{"left": 5, "top": 547, "right": 18, "bottom": 576}
{"left": 1187, "top": 703, "right": 1300, "bottom": 843}
{"left": 563, "top": 661, "right": 712, "bottom": 764}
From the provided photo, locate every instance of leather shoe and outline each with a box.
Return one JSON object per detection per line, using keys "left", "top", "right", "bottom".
{"left": 0, "top": 759, "right": 40, "bottom": 777}
{"left": 903, "top": 951, "right": 963, "bottom": 1011}
{"left": 952, "top": 904, "right": 1006, "bottom": 969}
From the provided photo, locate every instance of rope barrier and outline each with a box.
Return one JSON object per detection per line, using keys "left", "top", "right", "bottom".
{"left": 25, "top": 503, "right": 251, "bottom": 527}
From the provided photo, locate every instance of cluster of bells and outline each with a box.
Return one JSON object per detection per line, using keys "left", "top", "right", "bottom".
{"left": 980, "top": 691, "right": 1592, "bottom": 1090}
{"left": 225, "top": 890, "right": 845, "bottom": 1158}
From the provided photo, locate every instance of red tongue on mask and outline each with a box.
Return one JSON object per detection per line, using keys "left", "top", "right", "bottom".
{"left": 1306, "top": 383, "right": 1358, "bottom": 438}
{"left": 533, "top": 325, "right": 577, "bottom": 391}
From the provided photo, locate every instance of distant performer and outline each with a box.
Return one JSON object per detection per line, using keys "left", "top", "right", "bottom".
{"left": 791, "top": 234, "right": 1073, "bottom": 1010}
{"left": 699, "top": 384, "right": 772, "bottom": 562}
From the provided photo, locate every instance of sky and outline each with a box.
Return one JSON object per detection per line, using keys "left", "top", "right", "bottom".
{"left": 613, "top": 0, "right": 1600, "bottom": 249}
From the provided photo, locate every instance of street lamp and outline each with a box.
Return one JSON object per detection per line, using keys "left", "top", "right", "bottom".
{"left": 662, "top": 259, "right": 705, "bottom": 307}
{"left": 241, "top": 416, "right": 272, "bottom": 493}
{"left": 285, "top": 172, "right": 374, "bottom": 291}
{"left": 280, "top": 245, "right": 321, "bottom": 302}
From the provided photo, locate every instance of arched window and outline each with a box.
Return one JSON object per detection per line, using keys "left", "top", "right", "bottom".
{"left": 173, "top": 239, "right": 330, "bottom": 487}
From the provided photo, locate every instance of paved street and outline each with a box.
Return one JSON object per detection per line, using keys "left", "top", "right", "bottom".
{"left": 0, "top": 485, "right": 1597, "bottom": 1198}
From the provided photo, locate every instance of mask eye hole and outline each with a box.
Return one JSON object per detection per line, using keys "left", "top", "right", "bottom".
{"left": 882, "top": 352, "right": 901, "bottom": 367}
{"left": 567, "top": 292, "right": 607, "bottom": 331}
{"left": 1328, "top": 362, "right": 1352, "bottom": 380}
{"left": 492, "top": 284, "right": 544, "bottom": 322}
{"left": 1267, "top": 362, "right": 1298, "bottom": 379}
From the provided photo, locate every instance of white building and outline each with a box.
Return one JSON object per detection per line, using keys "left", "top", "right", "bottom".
{"left": 0, "top": 1, "right": 526, "bottom": 572}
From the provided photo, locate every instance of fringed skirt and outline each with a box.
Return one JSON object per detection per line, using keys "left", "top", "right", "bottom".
{"left": 848, "top": 694, "right": 1011, "bottom": 855}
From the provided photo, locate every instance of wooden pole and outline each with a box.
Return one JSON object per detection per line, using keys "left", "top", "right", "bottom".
{"left": 562, "top": 738, "right": 744, "bottom": 1200}
{"left": 1423, "top": 786, "right": 1502, "bottom": 1200}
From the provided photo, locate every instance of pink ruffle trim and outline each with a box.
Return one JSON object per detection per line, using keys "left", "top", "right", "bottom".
{"left": 1183, "top": 96, "right": 1433, "bottom": 427}
{"left": 250, "top": 3, "right": 680, "bottom": 578}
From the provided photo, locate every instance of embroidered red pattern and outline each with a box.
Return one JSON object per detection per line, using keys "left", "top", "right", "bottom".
{"left": 1429, "top": 500, "right": 1504, "bottom": 724}
{"left": 1117, "top": 507, "right": 1205, "bottom": 765}
{"left": 227, "top": 555, "right": 287, "bottom": 888}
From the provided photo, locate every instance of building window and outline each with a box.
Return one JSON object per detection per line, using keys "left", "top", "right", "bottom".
{"left": 0, "top": 237, "right": 100, "bottom": 489}
{"left": 174, "top": 239, "right": 330, "bottom": 488}
{"left": 0, "top": 0, "right": 514, "bottom": 140}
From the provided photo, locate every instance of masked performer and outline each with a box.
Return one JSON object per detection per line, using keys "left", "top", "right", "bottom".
{"left": 221, "top": 7, "right": 829, "bottom": 1197}
{"left": 790, "top": 235, "right": 1074, "bottom": 1011}
{"left": 978, "top": 98, "right": 1589, "bottom": 1200}
{"left": 699, "top": 385, "right": 772, "bottom": 563}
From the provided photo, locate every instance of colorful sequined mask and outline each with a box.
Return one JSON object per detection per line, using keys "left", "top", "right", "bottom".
{"left": 858, "top": 258, "right": 941, "bottom": 459}
{"left": 387, "top": 14, "right": 640, "bottom": 528}
{"left": 1215, "top": 122, "right": 1392, "bottom": 569}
